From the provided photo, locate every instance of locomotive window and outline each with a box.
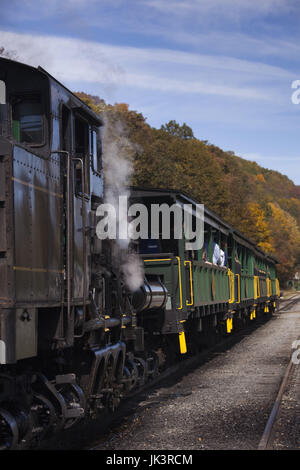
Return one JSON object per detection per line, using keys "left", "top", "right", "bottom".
{"left": 91, "top": 128, "right": 102, "bottom": 174}
{"left": 12, "top": 94, "right": 43, "bottom": 144}
{"left": 0, "top": 80, "right": 5, "bottom": 104}
{"left": 74, "top": 116, "right": 90, "bottom": 195}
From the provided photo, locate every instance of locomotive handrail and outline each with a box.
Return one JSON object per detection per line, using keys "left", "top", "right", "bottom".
{"left": 267, "top": 278, "right": 272, "bottom": 298}
{"left": 175, "top": 256, "right": 183, "bottom": 310}
{"left": 275, "top": 278, "right": 280, "bottom": 297}
{"left": 254, "top": 275, "right": 260, "bottom": 300}
{"left": 184, "top": 260, "right": 194, "bottom": 306}
{"left": 235, "top": 273, "right": 241, "bottom": 304}
{"left": 144, "top": 258, "right": 172, "bottom": 262}
{"left": 73, "top": 157, "right": 87, "bottom": 338}
{"left": 228, "top": 269, "right": 235, "bottom": 303}
{"left": 51, "top": 150, "right": 72, "bottom": 344}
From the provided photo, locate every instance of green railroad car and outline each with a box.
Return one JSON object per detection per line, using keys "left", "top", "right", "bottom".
{"left": 131, "top": 188, "right": 280, "bottom": 353}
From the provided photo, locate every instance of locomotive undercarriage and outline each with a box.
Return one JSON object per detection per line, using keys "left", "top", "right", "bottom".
{"left": 0, "top": 285, "right": 168, "bottom": 450}
{"left": 0, "top": 327, "right": 164, "bottom": 449}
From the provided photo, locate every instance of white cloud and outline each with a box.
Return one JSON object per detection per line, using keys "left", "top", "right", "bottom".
{"left": 145, "top": 28, "right": 300, "bottom": 63}
{"left": 124, "top": 73, "right": 271, "bottom": 99}
{"left": 0, "top": 30, "right": 290, "bottom": 102}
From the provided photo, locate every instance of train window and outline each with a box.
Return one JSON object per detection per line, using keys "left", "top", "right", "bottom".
{"left": 91, "top": 128, "right": 102, "bottom": 174}
{"left": 74, "top": 116, "right": 90, "bottom": 195}
{"left": 12, "top": 94, "right": 43, "bottom": 144}
{"left": 0, "top": 80, "right": 6, "bottom": 104}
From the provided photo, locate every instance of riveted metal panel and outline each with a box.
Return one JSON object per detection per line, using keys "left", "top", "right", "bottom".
{"left": 13, "top": 155, "right": 33, "bottom": 301}
{"left": 13, "top": 146, "right": 63, "bottom": 303}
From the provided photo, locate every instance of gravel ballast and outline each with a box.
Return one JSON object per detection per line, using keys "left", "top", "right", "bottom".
{"left": 94, "top": 306, "right": 300, "bottom": 451}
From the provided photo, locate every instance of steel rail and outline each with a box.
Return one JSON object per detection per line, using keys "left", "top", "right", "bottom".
{"left": 258, "top": 296, "right": 300, "bottom": 450}
{"left": 277, "top": 293, "right": 300, "bottom": 312}
{"left": 258, "top": 354, "right": 296, "bottom": 450}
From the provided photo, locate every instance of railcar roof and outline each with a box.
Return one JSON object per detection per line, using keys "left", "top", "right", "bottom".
{"left": 0, "top": 57, "right": 103, "bottom": 126}
{"left": 130, "top": 186, "right": 279, "bottom": 264}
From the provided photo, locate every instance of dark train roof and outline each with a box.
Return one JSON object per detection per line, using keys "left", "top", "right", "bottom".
{"left": 130, "top": 186, "right": 278, "bottom": 264}
{"left": 0, "top": 57, "right": 103, "bottom": 126}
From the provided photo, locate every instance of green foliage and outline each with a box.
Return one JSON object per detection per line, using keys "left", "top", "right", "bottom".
{"left": 160, "top": 120, "right": 194, "bottom": 140}
{"left": 74, "top": 92, "right": 108, "bottom": 114}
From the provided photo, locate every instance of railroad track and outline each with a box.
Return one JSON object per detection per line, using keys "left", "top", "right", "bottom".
{"left": 277, "top": 292, "right": 300, "bottom": 312}
{"left": 258, "top": 294, "right": 300, "bottom": 450}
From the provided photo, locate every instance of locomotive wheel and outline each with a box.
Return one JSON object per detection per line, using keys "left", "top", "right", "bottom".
{"left": 134, "top": 357, "right": 148, "bottom": 387}
{"left": 147, "top": 352, "right": 159, "bottom": 379}
{"left": 55, "top": 383, "right": 86, "bottom": 429}
{"left": 0, "top": 409, "right": 19, "bottom": 450}
{"left": 30, "top": 393, "right": 57, "bottom": 441}
{"left": 122, "top": 359, "right": 138, "bottom": 392}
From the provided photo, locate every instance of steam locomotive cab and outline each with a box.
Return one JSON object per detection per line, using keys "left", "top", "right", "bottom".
{"left": 0, "top": 58, "right": 135, "bottom": 448}
{"left": 0, "top": 57, "right": 104, "bottom": 354}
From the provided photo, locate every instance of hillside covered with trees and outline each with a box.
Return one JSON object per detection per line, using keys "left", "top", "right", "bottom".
{"left": 76, "top": 92, "right": 300, "bottom": 283}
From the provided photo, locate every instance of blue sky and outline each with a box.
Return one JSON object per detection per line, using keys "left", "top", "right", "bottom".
{"left": 1, "top": 0, "right": 300, "bottom": 183}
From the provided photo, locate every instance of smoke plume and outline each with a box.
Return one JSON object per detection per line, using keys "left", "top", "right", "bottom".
{"left": 101, "top": 111, "right": 144, "bottom": 292}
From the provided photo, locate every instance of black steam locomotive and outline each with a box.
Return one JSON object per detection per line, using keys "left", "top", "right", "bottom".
{"left": 0, "top": 58, "right": 279, "bottom": 449}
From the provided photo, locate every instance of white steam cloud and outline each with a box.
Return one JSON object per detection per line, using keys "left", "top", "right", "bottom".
{"left": 101, "top": 112, "right": 144, "bottom": 292}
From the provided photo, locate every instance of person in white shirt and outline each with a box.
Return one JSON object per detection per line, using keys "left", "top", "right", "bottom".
{"left": 212, "top": 241, "right": 221, "bottom": 265}
{"left": 219, "top": 249, "right": 225, "bottom": 266}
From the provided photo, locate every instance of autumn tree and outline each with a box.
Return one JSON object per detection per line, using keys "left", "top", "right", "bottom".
{"left": 237, "top": 202, "right": 273, "bottom": 253}
{"left": 74, "top": 92, "right": 108, "bottom": 114}
{"left": 267, "top": 203, "right": 300, "bottom": 282}
{"left": 160, "top": 120, "right": 194, "bottom": 140}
